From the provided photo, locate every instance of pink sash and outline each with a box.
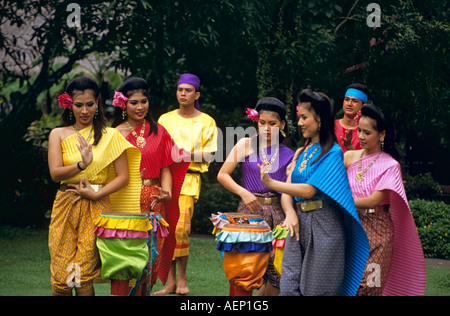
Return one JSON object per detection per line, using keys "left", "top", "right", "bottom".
{"left": 348, "top": 152, "right": 426, "bottom": 296}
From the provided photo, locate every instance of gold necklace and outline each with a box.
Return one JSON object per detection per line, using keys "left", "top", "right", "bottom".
{"left": 355, "top": 151, "right": 381, "bottom": 183}
{"left": 126, "top": 120, "right": 146, "bottom": 148}
{"left": 298, "top": 143, "right": 320, "bottom": 173}
{"left": 73, "top": 125, "right": 93, "bottom": 142}
{"left": 260, "top": 146, "right": 279, "bottom": 173}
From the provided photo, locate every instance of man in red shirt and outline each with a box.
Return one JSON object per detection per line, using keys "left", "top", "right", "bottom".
{"left": 335, "top": 83, "right": 369, "bottom": 152}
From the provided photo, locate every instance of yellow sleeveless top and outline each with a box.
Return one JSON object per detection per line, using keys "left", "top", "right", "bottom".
{"left": 61, "top": 126, "right": 142, "bottom": 214}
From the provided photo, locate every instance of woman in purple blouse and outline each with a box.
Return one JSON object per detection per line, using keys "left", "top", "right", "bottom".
{"left": 217, "top": 97, "right": 294, "bottom": 296}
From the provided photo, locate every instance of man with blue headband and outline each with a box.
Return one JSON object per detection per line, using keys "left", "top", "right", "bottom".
{"left": 334, "top": 83, "right": 369, "bottom": 152}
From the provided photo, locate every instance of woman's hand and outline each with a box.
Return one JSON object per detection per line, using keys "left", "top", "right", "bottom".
{"left": 140, "top": 168, "right": 147, "bottom": 179}
{"left": 238, "top": 189, "right": 261, "bottom": 214}
{"left": 76, "top": 134, "right": 93, "bottom": 169}
{"left": 258, "top": 162, "right": 272, "bottom": 187}
{"left": 66, "top": 177, "right": 98, "bottom": 203}
{"left": 341, "top": 130, "right": 354, "bottom": 151}
{"left": 150, "top": 187, "right": 172, "bottom": 210}
{"left": 282, "top": 210, "right": 300, "bottom": 241}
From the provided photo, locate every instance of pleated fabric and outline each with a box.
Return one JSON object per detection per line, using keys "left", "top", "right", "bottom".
{"left": 347, "top": 152, "right": 426, "bottom": 296}
{"left": 125, "top": 121, "right": 190, "bottom": 285}
{"left": 62, "top": 127, "right": 143, "bottom": 214}
{"left": 53, "top": 127, "right": 142, "bottom": 293}
{"left": 291, "top": 142, "right": 370, "bottom": 296}
{"left": 242, "top": 144, "right": 295, "bottom": 194}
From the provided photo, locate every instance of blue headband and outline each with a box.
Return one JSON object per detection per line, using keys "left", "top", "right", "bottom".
{"left": 345, "top": 88, "right": 368, "bottom": 103}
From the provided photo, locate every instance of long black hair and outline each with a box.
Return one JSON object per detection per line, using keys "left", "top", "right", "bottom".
{"left": 111, "top": 77, "right": 158, "bottom": 136}
{"left": 360, "top": 103, "right": 400, "bottom": 161}
{"left": 62, "top": 76, "right": 105, "bottom": 145}
{"left": 297, "top": 89, "right": 336, "bottom": 164}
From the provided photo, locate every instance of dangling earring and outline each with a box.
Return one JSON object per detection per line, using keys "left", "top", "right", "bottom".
{"left": 280, "top": 130, "right": 286, "bottom": 137}
{"left": 122, "top": 109, "right": 127, "bottom": 120}
{"left": 380, "top": 138, "right": 385, "bottom": 151}
{"left": 69, "top": 109, "right": 73, "bottom": 120}
{"left": 95, "top": 107, "right": 98, "bottom": 119}
{"left": 318, "top": 122, "right": 321, "bottom": 131}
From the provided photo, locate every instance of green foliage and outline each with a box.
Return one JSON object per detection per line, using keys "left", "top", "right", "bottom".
{"left": 404, "top": 173, "right": 443, "bottom": 201}
{"left": 23, "top": 114, "right": 62, "bottom": 150}
{"left": 1, "top": 0, "right": 448, "bottom": 227}
{"left": 410, "top": 199, "right": 450, "bottom": 260}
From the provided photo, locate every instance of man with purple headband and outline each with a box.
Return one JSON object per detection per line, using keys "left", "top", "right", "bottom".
{"left": 157, "top": 73, "right": 217, "bottom": 295}
{"left": 335, "top": 83, "right": 369, "bottom": 152}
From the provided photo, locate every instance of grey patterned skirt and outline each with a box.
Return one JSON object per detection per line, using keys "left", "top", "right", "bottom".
{"left": 280, "top": 202, "right": 346, "bottom": 296}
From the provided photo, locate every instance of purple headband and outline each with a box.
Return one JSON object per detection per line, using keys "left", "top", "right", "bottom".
{"left": 178, "top": 73, "right": 200, "bottom": 110}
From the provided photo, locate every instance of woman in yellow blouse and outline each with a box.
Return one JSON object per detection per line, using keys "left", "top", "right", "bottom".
{"left": 47, "top": 76, "right": 142, "bottom": 296}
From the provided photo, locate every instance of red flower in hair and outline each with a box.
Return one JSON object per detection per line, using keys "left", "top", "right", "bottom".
{"left": 246, "top": 108, "right": 259, "bottom": 123}
{"left": 58, "top": 93, "right": 73, "bottom": 109}
{"left": 112, "top": 91, "right": 128, "bottom": 109}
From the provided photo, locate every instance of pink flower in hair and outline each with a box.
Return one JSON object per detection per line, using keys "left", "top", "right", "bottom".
{"left": 296, "top": 105, "right": 300, "bottom": 117}
{"left": 112, "top": 91, "right": 128, "bottom": 109}
{"left": 246, "top": 108, "right": 259, "bottom": 123}
{"left": 58, "top": 93, "right": 73, "bottom": 109}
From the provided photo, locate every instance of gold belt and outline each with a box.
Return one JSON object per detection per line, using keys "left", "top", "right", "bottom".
{"left": 359, "top": 205, "right": 390, "bottom": 214}
{"left": 296, "top": 199, "right": 332, "bottom": 212}
{"left": 59, "top": 183, "right": 103, "bottom": 192}
{"left": 142, "top": 178, "right": 159, "bottom": 186}
{"left": 256, "top": 195, "right": 280, "bottom": 205}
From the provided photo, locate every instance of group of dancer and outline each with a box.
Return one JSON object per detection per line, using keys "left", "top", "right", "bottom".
{"left": 47, "top": 73, "right": 426, "bottom": 296}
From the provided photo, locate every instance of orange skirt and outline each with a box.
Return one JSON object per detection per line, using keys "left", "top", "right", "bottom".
{"left": 223, "top": 251, "right": 270, "bottom": 292}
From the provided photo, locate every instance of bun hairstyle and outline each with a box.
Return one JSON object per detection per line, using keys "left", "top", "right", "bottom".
{"left": 360, "top": 103, "right": 400, "bottom": 161}
{"left": 250, "top": 97, "right": 289, "bottom": 156}
{"left": 111, "top": 77, "right": 158, "bottom": 136}
{"left": 255, "top": 97, "right": 289, "bottom": 141}
{"left": 297, "top": 89, "right": 336, "bottom": 164}
{"left": 62, "top": 76, "right": 105, "bottom": 145}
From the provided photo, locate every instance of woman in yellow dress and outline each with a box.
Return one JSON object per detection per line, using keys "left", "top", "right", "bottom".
{"left": 47, "top": 76, "right": 142, "bottom": 296}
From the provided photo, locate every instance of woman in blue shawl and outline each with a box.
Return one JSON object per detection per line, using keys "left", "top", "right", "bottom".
{"left": 260, "top": 89, "right": 369, "bottom": 296}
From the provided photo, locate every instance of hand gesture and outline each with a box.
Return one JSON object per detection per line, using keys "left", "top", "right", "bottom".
{"left": 282, "top": 211, "right": 300, "bottom": 241}
{"left": 239, "top": 189, "right": 261, "bottom": 214}
{"left": 258, "top": 162, "right": 272, "bottom": 186}
{"left": 67, "top": 177, "right": 98, "bottom": 203}
{"left": 75, "top": 134, "right": 93, "bottom": 169}
{"left": 140, "top": 168, "right": 147, "bottom": 179}
{"left": 341, "top": 129, "right": 354, "bottom": 151}
{"left": 150, "top": 187, "right": 171, "bottom": 210}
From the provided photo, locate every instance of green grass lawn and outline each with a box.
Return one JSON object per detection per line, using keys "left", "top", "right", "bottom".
{"left": 0, "top": 226, "right": 448, "bottom": 296}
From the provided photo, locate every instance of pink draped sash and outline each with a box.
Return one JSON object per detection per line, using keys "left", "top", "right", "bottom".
{"left": 347, "top": 152, "right": 426, "bottom": 296}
